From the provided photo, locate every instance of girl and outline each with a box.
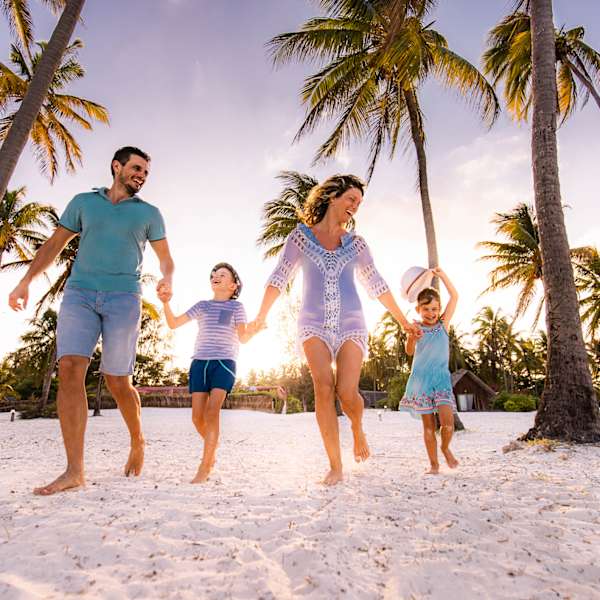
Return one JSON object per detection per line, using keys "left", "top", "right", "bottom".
{"left": 159, "top": 263, "right": 257, "bottom": 483}
{"left": 250, "top": 174, "right": 420, "bottom": 486}
{"left": 399, "top": 267, "right": 459, "bottom": 474}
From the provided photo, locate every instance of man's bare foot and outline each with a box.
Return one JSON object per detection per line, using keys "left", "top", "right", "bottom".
{"left": 442, "top": 448, "right": 459, "bottom": 469}
{"left": 352, "top": 427, "right": 370, "bottom": 462}
{"left": 191, "top": 464, "right": 211, "bottom": 484}
{"left": 124, "top": 438, "right": 145, "bottom": 477}
{"left": 33, "top": 470, "right": 85, "bottom": 496}
{"left": 426, "top": 464, "right": 440, "bottom": 475}
{"left": 322, "top": 469, "right": 344, "bottom": 486}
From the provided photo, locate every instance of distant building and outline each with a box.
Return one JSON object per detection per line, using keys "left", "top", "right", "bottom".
{"left": 451, "top": 369, "right": 497, "bottom": 411}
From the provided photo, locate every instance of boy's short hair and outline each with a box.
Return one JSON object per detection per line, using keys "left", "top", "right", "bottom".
{"left": 417, "top": 287, "right": 440, "bottom": 306}
{"left": 211, "top": 262, "right": 242, "bottom": 299}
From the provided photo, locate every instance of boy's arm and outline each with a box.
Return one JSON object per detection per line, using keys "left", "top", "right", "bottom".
{"left": 237, "top": 323, "right": 254, "bottom": 344}
{"left": 433, "top": 267, "right": 458, "bottom": 325}
{"left": 161, "top": 299, "right": 191, "bottom": 329}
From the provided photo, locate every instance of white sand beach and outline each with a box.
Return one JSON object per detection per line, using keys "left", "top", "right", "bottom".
{"left": 1, "top": 409, "right": 599, "bottom": 600}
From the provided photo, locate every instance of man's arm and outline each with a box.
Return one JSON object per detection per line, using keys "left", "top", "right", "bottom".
{"left": 150, "top": 238, "right": 175, "bottom": 294}
{"left": 8, "top": 226, "right": 77, "bottom": 311}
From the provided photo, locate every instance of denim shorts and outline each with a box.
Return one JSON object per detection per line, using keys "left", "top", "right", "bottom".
{"left": 57, "top": 286, "right": 141, "bottom": 376}
{"left": 189, "top": 359, "right": 237, "bottom": 393}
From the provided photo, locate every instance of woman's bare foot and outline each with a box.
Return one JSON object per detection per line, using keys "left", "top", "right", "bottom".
{"left": 191, "top": 463, "right": 211, "bottom": 484}
{"left": 124, "top": 437, "right": 145, "bottom": 477}
{"left": 442, "top": 448, "right": 459, "bottom": 469}
{"left": 33, "top": 469, "right": 85, "bottom": 495}
{"left": 352, "top": 427, "right": 370, "bottom": 462}
{"left": 426, "top": 464, "right": 440, "bottom": 475}
{"left": 322, "top": 469, "right": 344, "bottom": 486}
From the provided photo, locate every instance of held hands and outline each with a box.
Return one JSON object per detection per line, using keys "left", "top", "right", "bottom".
{"left": 157, "top": 286, "right": 172, "bottom": 304}
{"left": 404, "top": 320, "right": 423, "bottom": 339}
{"left": 247, "top": 315, "right": 267, "bottom": 336}
{"left": 8, "top": 280, "right": 29, "bottom": 311}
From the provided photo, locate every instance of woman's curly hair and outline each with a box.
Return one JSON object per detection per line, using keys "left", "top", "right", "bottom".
{"left": 299, "top": 174, "right": 365, "bottom": 226}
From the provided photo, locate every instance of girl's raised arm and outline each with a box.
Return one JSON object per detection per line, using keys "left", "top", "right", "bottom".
{"left": 433, "top": 267, "right": 458, "bottom": 326}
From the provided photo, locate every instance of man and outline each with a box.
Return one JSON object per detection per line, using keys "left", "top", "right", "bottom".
{"left": 8, "top": 146, "right": 174, "bottom": 495}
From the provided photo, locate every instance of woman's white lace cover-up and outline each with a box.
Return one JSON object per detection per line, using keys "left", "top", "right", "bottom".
{"left": 267, "top": 223, "right": 390, "bottom": 359}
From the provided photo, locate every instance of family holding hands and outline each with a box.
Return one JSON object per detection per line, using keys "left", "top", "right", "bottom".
{"left": 8, "top": 146, "right": 459, "bottom": 494}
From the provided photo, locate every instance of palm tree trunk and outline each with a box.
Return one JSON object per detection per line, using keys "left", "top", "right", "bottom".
{"left": 565, "top": 57, "right": 600, "bottom": 111}
{"left": 0, "top": 0, "right": 85, "bottom": 200}
{"left": 404, "top": 88, "right": 440, "bottom": 284}
{"left": 522, "top": 0, "right": 600, "bottom": 442}
{"left": 39, "top": 342, "right": 57, "bottom": 411}
{"left": 93, "top": 374, "right": 103, "bottom": 416}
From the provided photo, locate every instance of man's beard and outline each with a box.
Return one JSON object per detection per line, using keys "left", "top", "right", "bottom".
{"left": 120, "top": 174, "right": 141, "bottom": 195}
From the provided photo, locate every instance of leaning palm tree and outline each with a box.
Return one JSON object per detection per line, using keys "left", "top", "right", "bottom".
{"left": 0, "top": 0, "right": 86, "bottom": 199}
{"left": 573, "top": 247, "right": 600, "bottom": 342}
{"left": 0, "top": 186, "right": 54, "bottom": 267}
{"left": 0, "top": 38, "right": 109, "bottom": 181}
{"left": 522, "top": 0, "right": 600, "bottom": 442}
{"left": 483, "top": 11, "right": 600, "bottom": 122}
{"left": 267, "top": 0, "right": 499, "bottom": 275}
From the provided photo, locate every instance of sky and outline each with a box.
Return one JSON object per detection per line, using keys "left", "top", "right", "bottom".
{"left": 0, "top": 1, "right": 598, "bottom": 379}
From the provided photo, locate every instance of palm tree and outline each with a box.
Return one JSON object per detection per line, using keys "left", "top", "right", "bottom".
{"left": 267, "top": 1, "right": 499, "bottom": 275}
{"left": 1, "top": 1, "right": 66, "bottom": 57}
{"left": 257, "top": 171, "right": 319, "bottom": 259}
{"left": 0, "top": 38, "right": 108, "bottom": 181}
{"left": 483, "top": 11, "right": 600, "bottom": 122}
{"left": 473, "top": 306, "right": 517, "bottom": 390}
{"left": 523, "top": 0, "right": 600, "bottom": 442}
{"left": 0, "top": 186, "right": 54, "bottom": 267}
{"left": 0, "top": 0, "right": 86, "bottom": 200}
{"left": 573, "top": 247, "right": 600, "bottom": 342}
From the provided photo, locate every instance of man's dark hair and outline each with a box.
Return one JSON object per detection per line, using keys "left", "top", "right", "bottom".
{"left": 211, "top": 262, "right": 243, "bottom": 300}
{"left": 417, "top": 287, "right": 441, "bottom": 306}
{"left": 111, "top": 146, "right": 150, "bottom": 177}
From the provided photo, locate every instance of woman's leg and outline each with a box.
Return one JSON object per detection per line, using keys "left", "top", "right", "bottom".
{"left": 421, "top": 414, "right": 439, "bottom": 474}
{"left": 438, "top": 405, "right": 459, "bottom": 468}
{"left": 191, "top": 388, "right": 227, "bottom": 483}
{"left": 335, "top": 341, "right": 370, "bottom": 462}
{"left": 303, "top": 337, "right": 343, "bottom": 485}
{"left": 191, "top": 392, "right": 209, "bottom": 438}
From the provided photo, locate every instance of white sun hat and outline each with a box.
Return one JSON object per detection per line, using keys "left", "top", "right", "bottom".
{"left": 400, "top": 266, "right": 434, "bottom": 302}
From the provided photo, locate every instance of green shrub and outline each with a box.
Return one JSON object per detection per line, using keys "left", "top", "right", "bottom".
{"left": 492, "top": 391, "right": 511, "bottom": 411}
{"left": 285, "top": 395, "right": 303, "bottom": 414}
{"left": 502, "top": 394, "right": 537, "bottom": 412}
{"left": 385, "top": 372, "right": 410, "bottom": 411}
{"left": 19, "top": 401, "right": 58, "bottom": 419}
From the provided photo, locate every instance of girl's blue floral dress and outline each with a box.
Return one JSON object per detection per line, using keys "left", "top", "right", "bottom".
{"left": 399, "top": 320, "right": 457, "bottom": 418}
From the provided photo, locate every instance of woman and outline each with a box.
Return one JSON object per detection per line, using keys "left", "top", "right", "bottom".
{"left": 252, "top": 175, "right": 419, "bottom": 485}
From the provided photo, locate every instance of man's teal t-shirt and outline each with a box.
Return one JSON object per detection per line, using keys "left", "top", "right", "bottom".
{"left": 59, "top": 187, "right": 166, "bottom": 293}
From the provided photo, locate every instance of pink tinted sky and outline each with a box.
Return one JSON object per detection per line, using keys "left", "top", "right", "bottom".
{"left": 0, "top": 0, "right": 598, "bottom": 377}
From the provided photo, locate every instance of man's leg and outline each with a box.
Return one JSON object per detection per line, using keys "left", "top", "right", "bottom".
{"left": 104, "top": 375, "right": 145, "bottom": 476}
{"left": 34, "top": 356, "right": 90, "bottom": 495}
{"left": 101, "top": 291, "right": 144, "bottom": 476}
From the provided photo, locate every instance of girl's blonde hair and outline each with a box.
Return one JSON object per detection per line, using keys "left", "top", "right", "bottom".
{"left": 299, "top": 174, "right": 365, "bottom": 226}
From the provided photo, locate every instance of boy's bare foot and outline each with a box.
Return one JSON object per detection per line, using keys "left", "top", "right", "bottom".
{"left": 33, "top": 469, "right": 85, "bottom": 495}
{"left": 442, "top": 448, "right": 459, "bottom": 469}
{"left": 124, "top": 437, "right": 145, "bottom": 477}
{"left": 426, "top": 464, "right": 440, "bottom": 475}
{"left": 322, "top": 469, "right": 344, "bottom": 486}
{"left": 352, "top": 427, "right": 370, "bottom": 462}
{"left": 191, "top": 464, "right": 211, "bottom": 484}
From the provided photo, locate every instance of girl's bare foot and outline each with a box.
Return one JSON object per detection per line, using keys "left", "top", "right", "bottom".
{"left": 426, "top": 464, "right": 440, "bottom": 475}
{"left": 352, "top": 427, "right": 370, "bottom": 462}
{"left": 322, "top": 469, "right": 344, "bottom": 486}
{"left": 33, "top": 469, "right": 85, "bottom": 495}
{"left": 442, "top": 448, "right": 459, "bottom": 469}
{"left": 124, "top": 437, "right": 145, "bottom": 477}
{"left": 191, "top": 463, "right": 212, "bottom": 484}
